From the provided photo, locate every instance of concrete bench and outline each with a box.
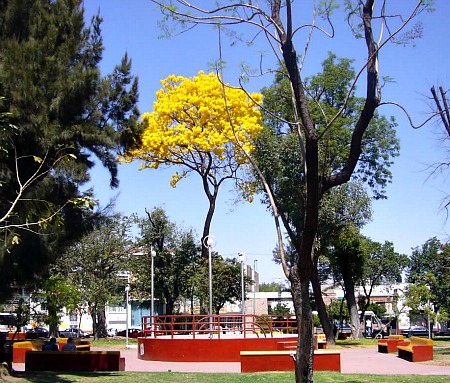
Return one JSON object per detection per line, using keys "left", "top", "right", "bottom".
{"left": 57, "top": 338, "right": 91, "bottom": 351}
{"left": 25, "top": 350, "right": 125, "bottom": 372}
{"left": 378, "top": 335, "right": 405, "bottom": 353}
{"left": 240, "top": 349, "right": 341, "bottom": 373}
{"left": 7, "top": 332, "right": 27, "bottom": 340}
{"left": 12, "top": 338, "right": 91, "bottom": 362}
{"left": 397, "top": 336, "right": 433, "bottom": 362}
{"left": 277, "top": 335, "right": 326, "bottom": 351}
{"left": 12, "top": 340, "right": 44, "bottom": 363}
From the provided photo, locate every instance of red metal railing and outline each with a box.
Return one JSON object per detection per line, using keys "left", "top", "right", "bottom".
{"left": 141, "top": 314, "right": 298, "bottom": 339}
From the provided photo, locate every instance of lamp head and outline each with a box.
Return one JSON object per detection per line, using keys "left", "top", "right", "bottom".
{"left": 203, "top": 235, "right": 216, "bottom": 248}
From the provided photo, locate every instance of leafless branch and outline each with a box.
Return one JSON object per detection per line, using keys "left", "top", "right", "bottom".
{"left": 431, "top": 86, "right": 450, "bottom": 136}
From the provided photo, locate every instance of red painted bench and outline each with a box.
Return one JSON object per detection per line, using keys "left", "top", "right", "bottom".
{"left": 12, "top": 339, "right": 91, "bottom": 363}
{"left": 12, "top": 340, "right": 44, "bottom": 363}
{"left": 397, "top": 336, "right": 433, "bottom": 362}
{"left": 378, "top": 335, "right": 405, "bottom": 353}
{"left": 25, "top": 350, "right": 125, "bottom": 372}
{"left": 240, "top": 349, "right": 341, "bottom": 373}
{"left": 7, "top": 332, "right": 27, "bottom": 340}
{"left": 277, "top": 335, "right": 326, "bottom": 351}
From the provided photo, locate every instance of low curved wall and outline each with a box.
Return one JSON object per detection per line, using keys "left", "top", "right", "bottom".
{"left": 137, "top": 336, "right": 298, "bottom": 362}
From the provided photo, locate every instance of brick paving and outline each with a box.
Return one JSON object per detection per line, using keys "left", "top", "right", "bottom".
{"left": 120, "top": 345, "right": 450, "bottom": 375}
{"left": 13, "top": 345, "right": 450, "bottom": 375}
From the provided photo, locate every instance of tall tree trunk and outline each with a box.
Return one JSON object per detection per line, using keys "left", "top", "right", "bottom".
{"left": 341, "top": 271, "right": 362, "bottom": 339}
{"left": 48, "top": 307, "right": 59, "bottom": 338}
{"left": 290, "top": 266, "right": 314, "bottom": 383}
{"left": 166, "top": 299, "right": 175, "bottom": 316}
{"left": 96, "top": 307, "right": 107, "bottom": 338}
{"left": 200, "top": 173, "right": 218, "bottom": 259}
{"left": 311, "top": 258, "right": 335, "bottom": 345}
{"left": 90, "top": 303, "right": 98, "bottom": 340}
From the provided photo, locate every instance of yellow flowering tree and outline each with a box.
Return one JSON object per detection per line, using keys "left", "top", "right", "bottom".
{"left": 123, "top": 71, "right": 262, "bottom": 257}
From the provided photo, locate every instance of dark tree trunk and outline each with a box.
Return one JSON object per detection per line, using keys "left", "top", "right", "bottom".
{"left": 200, "top": 173, "right": 218, "bottom": 259}
{"left": 311, "top": 258, "right": 335, "bottom": 345}
{"left": 90, "top": 303, "right": 98, "bottom": 340}
{"left": 290, "top": 266, "right": 314, "bottom": 383}
{"left": 96, "top": 307, "right": 107, "bottom": 338}
{"left": 341, "top": 269, "right": 362, "bottom": 339}
{"left": 165, "top": 299, "right": 175, "bottom": 316}
{"left": 48, "top": 308, "right": 59, "bottom": 338}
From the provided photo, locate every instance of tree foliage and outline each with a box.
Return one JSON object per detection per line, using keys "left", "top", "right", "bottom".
{"left": 406, "top": 237, "right": 450, "bottom": 321}
{"left": 122, "top": 71, "right": 262, "bottom": 257}
{"left": 34, "top": 274, "right": 80, "bottom": 337}
{"left": 358, "top": 240, "right": 409, "bottom": 311}
{"left": 190, "top": 254, "right": 251, "bottom": 314}
{"left": 260, "top": 282, "right": 284, "bottom": 293}
{"left": 0, "top": 0, "right": 140, "bottom": 301}
{"left": 56, "top": 215, "right": 135, "bottom": 339}
{"left": 327, "top": 227, "right": 408, "bottom": 338}
{"left": 258, "top": 54, "right": 397, "bottom": 342}
{"left": 132, "top": 207, "right": 202, "bottom": 315}
{"left": 133, "top": 207, "right": 248, "bottom": 315}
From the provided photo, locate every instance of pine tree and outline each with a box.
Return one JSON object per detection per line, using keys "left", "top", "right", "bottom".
{"left": 0, "top": 0, "right": 140, "bottom": 300}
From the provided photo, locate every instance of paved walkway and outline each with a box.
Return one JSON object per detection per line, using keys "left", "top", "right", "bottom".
{"left": 13, "top": 345, "right": 450, "bottom": 375}
{"left": 114, "top": 345, "right": 450, "bottom": 375}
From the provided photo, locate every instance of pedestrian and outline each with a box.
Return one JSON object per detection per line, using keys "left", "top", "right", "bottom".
{"left": 365, "top": 318, "right": 372, "bottom": 337}
{"left": 390, "top": 316, "right": 397, "bottom": 335}
{"left": 42, "top": 337, "right": 59, "bottom": 351}
{"left": 333, "top": 323, "right": 338, "bottom": 338}
{"left": 61, "top": 337, "right": 76, "bottom": 351}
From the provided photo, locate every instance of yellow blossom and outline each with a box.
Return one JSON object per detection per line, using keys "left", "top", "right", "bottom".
{"left": 121, "top": 71, "right": 262, "bottom": 195}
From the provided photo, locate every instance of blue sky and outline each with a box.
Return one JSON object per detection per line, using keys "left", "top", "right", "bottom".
{"left": 83, "top": 0, "right": 450, "bottom": 284}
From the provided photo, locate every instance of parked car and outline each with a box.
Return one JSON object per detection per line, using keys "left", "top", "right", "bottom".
{"left": 107, "top": 328, "right": 118, "bottom": 337}
{"left": 59, "top": 328, "right": 89, "bottom": 338}
{"left": 116, "top": 327, "right": 143, "bottom": 338}
{"left": 26, "top": 327, "right": 49, "bottom": 338}
{"left": 405, "top": 325, "right": 431, "bottom": 338}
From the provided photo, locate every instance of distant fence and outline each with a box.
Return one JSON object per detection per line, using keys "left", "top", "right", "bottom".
{"left": 141, "top": 314, "right": 299, "bottom": 339}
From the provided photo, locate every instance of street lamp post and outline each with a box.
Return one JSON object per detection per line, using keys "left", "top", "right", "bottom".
{"left": 238, "top": 253, "right": 246, "bottom": 316}
{"left": 125, "top": 283, "right": 130, "bottom": 349}
{"left": 203, "top": 235, "right": 216, "bottom": 337}
{"left": 150, "top": 248, "right": 156, "bottom": 337}
{"left": 253, "top": 259, "right": 257, "bottom": 315}
{"left": 278, "top": 277, "right": 282, "bottom": 307}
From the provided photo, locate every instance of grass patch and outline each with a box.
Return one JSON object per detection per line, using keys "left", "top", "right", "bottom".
{"left": 433, "top": 336, "right": 450, "bottom": 347}
{"left": 6, "top": 371, "right": 450, "bottom": 383}
{"left": 85, "top": 338, "right": 138, "bottom": 349}
{"left": 432, "top": 347, "right": 450, "bottom": 365}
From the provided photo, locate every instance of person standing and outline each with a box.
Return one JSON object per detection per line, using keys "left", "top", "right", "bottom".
{"left": 365, "top": 318, "right": 372, "bottom": 337}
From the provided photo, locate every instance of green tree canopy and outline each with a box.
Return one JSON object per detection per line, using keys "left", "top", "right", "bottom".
{"left": 256, "top": 54, "right": 398, "bottom": 341}
{"left": 358, "top": 240, "right": 409, "bottom": 314}
{"left": 260, "top": 282, "right": 285, "bottom": 293}
{"left": 132, "top": 207, "right": 202, "bottom": 315}
{"left": 406, "top": 237, "right": 450, "bottom": 322}
{"left": 190, "top": 254, "right": 251, "bottom": 314}
{"left": 56, "top": 215, "right": 135, "bottom": 339}
{"left": 0, "top": 0, "right": 140, "bottom": 301}
{"left": 35, "top": 274, "right": 80, "bottom": 337}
